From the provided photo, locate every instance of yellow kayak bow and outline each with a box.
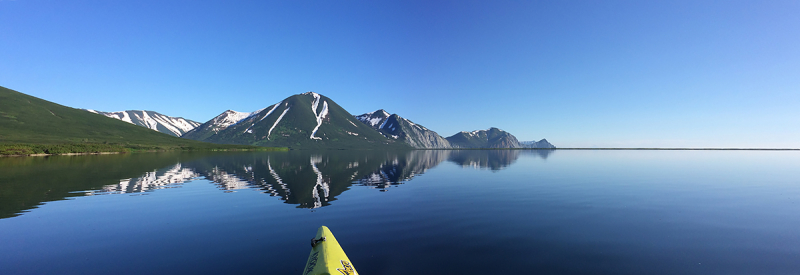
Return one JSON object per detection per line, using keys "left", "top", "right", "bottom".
{"left": 302, "top": 226, "right": 359, "bottom": 275}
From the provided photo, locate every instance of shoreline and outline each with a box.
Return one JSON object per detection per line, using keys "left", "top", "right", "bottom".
{"left": 2, "top": 151, "right": 125, "bottom": 157}
{"left": 3, "top": 147, "right": 797, "bottom": 157}
{"left": 0, "top": 147, "right": 288, "bottom": 157}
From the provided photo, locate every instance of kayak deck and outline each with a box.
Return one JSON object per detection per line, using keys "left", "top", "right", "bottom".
{"left": 303, "top": 226, "right": 358, "bottom": 275}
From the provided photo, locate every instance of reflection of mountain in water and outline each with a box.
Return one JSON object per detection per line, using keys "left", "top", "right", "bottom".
{"left": 9, "top": 149, "right": 555, "bottom": 215}
{"left": 94, "top": 164, "right": 200, "bottom": 195}
{"left": 446, "top": 149, "right": 553, "bottom": 171}
{"left": 522, "top": 149, "right": 554, "bottom": 159}
{"left": 179, "top": 151, "right": 431, "bottom": 208}
{"left": 0, "top": 152, "right": 214, "bottom": 219}
{"left": 355, "top": 150, "right": 450, "bottom": 189}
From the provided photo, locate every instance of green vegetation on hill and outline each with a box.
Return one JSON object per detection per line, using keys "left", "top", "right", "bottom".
{"left": 0, "top": 85, "right": 284, "bottom": 155}
{"left": 185, "top": 93, "right": 411, "bottom": 150}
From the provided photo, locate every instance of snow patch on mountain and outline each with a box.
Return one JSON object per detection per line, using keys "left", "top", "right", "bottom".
{"left": 83, "top": 109, "right": 201, "bottom": 136}
{"left": 210, "top": 109, "right": 264, "bottom": 133}
{"left": 309, "top": 94, "right": 329, "bottom": 140}
{"left": 244, "top": 102, "right": 282, "bottom": 133}
{"left": 118, "top": 112, "right": 133, "bottom": 124}
{"left": 259, "top": 102, "right": 281, "bottom": 122}
{"left": 268, "top": 107, "right": 290, "bottom": 140}
{"left": 355, "top": 109, "right": 390, "bottom": 127}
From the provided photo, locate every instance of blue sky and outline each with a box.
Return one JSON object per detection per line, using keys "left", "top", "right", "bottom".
{"left": 1, "top": 0, "right": 798, "bottom": 148}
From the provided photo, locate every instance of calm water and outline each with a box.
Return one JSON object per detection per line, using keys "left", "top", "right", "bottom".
{"left": 1, "top": 150, "right": 799, "bottom": 274}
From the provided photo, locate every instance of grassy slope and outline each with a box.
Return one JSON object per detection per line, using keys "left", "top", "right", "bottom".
{"left": 0, "top": 86, "right": 278, "bottom": 154}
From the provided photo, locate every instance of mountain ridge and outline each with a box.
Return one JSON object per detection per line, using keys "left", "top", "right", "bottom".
{"left": 355, "top": 109, "right": 451, "bottom": 149}
{"left": 83, "top": 109, "right": 201, "bottom": 137}
{"left": 445, "top": 127, "right": 523, "bottom": 148}
{"left": 6, "top": 85, "right": 555, "bottom": 150}
{"left": 520, "top": 139, "right": 556, "bottom": 149}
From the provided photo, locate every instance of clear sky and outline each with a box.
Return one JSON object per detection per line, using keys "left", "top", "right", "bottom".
{"left": 1, "top": 0, "right": 798, "bottom": 148}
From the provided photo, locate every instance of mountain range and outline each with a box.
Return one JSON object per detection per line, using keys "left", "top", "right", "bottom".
{"left": 6, "top": 85, "right": 554, "bottom": 150}
{"left": 0, "top": 85, "right": 260, "bottom": 153}
{"left": 352, "top": 109, "right": 553, "bottom": 149}
{"left": 177, "top": 91, "right": 555, "bottom": 149}
{"left": 181, "top": 92, "right": 408, "bottom": 149}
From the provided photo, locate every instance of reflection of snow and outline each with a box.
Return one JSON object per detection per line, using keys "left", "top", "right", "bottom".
{"left": 208, "top": 166, "right": 251, "bottom": 191}
{"left": 354, "top": 150, "right": 450, "bottom": 190}
{"left": 310, "top": 156, "right": 330, "bottom": 208}
{"left": 357, "top": 171, "right": 389, "bottom": 187}
{"left": 267, "top": 157, "right": 290, "bottom": 197}
{"left": 94, "top": 164, "right": 199, "bottom": 194}
{"left": 83, "top": 150, "right": 467, "bottom": 209}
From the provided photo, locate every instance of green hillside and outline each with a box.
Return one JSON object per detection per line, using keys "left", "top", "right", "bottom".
{"left": 185, "top": 93, "right": 410, "bottom": 150}
{"left": 0, "top": 86, "right": 277, "bottom": 155}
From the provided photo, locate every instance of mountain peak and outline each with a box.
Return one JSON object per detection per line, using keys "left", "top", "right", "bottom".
{"left": 355, "top": 109, "right": 391, "bottom": 128}
{"left": 300, "top": 91, "right": 321, "bottom": 97}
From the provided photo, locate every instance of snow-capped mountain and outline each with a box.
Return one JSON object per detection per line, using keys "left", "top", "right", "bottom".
{"left": 520, "top": 139, "right": 556, "bottom": 149}
{"left": 182, "top": 92, "right": 408, "bottom": 149}
{"left": 445, "top": 127, "right": 523, "bottom": 148}
{"left": 180, "top": 109, "right": 264, "bottom": 141}
{"left": 84, "top": 109, "right": 201, "bottom": 137}
{"left": 356, "top": 109, "right": 451, "bottom": 148}
{"left": 355, "top": 109, "right": 391, "bottom": 128}
{"left": 178, "top": 93, "right": 553, "bottom": 150}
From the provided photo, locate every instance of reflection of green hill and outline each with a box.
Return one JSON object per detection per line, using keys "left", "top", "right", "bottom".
{"left": 0, "top": 152, "right": 219, "bottom": 219}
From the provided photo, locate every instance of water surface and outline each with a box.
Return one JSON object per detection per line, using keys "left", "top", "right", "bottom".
{"left": 1, "top": 150, "right": 798, "bottom": 274}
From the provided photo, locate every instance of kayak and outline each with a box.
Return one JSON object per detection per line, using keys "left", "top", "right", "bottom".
{"left": 302, "top": 226, "right": 359, "bottom": 275}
